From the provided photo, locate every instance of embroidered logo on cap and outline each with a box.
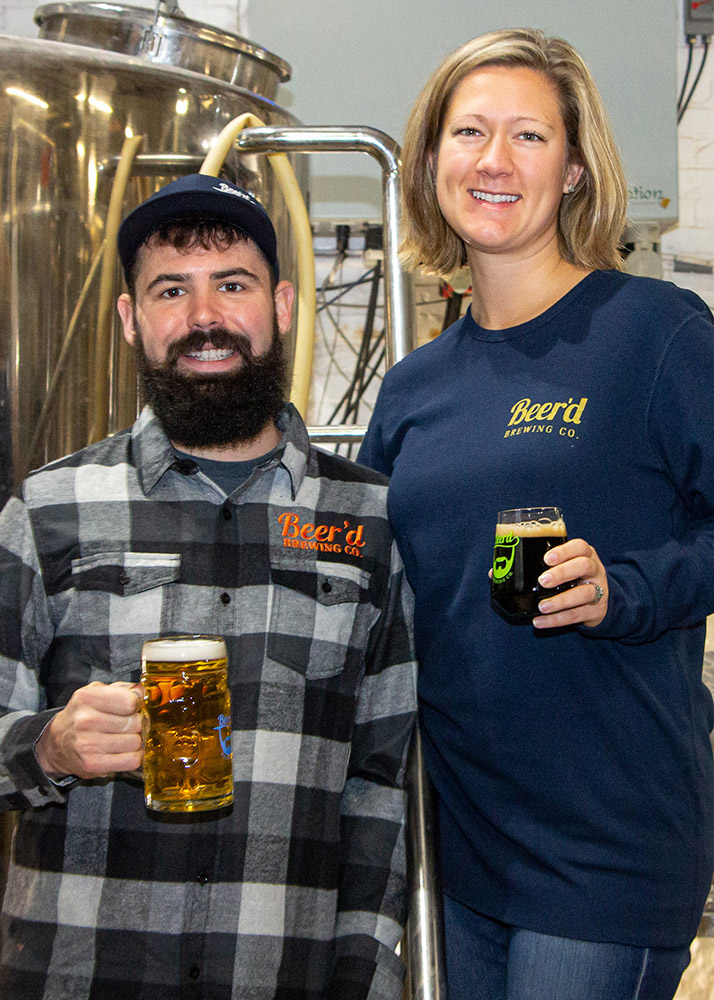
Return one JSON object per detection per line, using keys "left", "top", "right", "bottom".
{"left": 212, "top": 182, "right": 259, "bottom": 206}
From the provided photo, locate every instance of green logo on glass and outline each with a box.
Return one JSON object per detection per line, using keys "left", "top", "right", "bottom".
{"left": 493, "top": 533, "right": 519, "bottom": 582}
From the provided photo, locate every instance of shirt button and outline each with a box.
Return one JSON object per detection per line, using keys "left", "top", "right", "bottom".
{"left": 189, "top": 965, "right": 200, "bottom": 980}
{"left": 220, "top": 592, "right": 231, "bottom": 605}
{"left": 196, "top": 872, "right": 210, "bottom": 885}
{"left": 222, "top": 507, "right": 232, "bottom": 521}
{"left": 321, "top": 581, "right": 332, "bottom": 594}
{"left": 118, "top": 572, "right": 131, "bottom": 586}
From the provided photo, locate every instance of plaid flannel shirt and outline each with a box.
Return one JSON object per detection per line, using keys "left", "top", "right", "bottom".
{"left": 0, "top": 404, "right": 416, "bottom": 1000}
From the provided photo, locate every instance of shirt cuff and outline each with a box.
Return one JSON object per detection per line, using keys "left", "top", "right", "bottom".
{"left": 5, "top": 708, "right": 75, "bottom": 803}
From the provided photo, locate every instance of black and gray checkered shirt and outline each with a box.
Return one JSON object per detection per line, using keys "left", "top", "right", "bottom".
{"left": 0, "top": 404, "right": 416, "bottom": 1000}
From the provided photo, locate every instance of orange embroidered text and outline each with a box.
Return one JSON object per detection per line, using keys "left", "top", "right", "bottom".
{"left": 277, "top": 512, "right": 366, "bottom": 556}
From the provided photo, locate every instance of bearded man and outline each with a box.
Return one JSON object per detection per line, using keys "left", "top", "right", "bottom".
{"left": 0, "top": 174, "right": 416, "bottom": 1000}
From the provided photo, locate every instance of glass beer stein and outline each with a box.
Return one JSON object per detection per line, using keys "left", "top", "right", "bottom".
{"left": 141, "top": 635, "right": 233, "bottom": 812}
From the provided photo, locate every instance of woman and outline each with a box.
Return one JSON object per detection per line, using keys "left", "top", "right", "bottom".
{"left": 358, "top": 28, "right": 714, "bottom": 1000}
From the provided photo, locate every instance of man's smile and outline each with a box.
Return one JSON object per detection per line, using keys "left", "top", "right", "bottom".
{"left": 161, "top": 326, "right": 254, "bottom": 372}
{"left": 184, "top": 347, "right": 238, "bottom": 362}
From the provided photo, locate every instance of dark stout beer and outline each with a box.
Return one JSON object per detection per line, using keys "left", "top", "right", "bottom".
{"left": 491, "top": 509, "right": 572, "bottom": 621}
{"left": 141, "top": 636, "right": 233, "bottom": 812}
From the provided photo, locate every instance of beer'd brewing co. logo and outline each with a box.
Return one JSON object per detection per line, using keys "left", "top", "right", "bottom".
{"left": 493, "top": 533, "right": 520, "bottom": 583}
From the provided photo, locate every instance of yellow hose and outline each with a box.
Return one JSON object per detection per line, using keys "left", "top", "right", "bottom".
{"left": 25, "top": 238, "right": 107, "bottom": 473}
{"left": 200, "top": 114, "right": 315, "bottom": 419}
{"left": 90, "top": 132, "right": 144, "bottom": 443}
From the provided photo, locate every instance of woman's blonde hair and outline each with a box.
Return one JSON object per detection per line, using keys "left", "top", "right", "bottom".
{"left": 400, "top": 28, "right": 628, "bottom": 276}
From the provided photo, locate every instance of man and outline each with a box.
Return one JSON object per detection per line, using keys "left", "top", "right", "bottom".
{"left": 0, "top": 174, "right": 416, "bottom": 1000}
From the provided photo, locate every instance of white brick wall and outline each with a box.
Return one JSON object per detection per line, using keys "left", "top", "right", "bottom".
{"left": 662, "top": 5, "right": 714, "bottom": 307}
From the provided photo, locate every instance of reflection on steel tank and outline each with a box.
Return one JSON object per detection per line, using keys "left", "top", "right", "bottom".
{"left": 0, "top": 370, "right": 10, "bottom": 508}
{"left": 0, "top": 2, "right": 307, "bottom": 489}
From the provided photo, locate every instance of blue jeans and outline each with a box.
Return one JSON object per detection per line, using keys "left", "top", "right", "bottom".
{"left": 444, "top": 893, "right": 691, "bottom": 1000}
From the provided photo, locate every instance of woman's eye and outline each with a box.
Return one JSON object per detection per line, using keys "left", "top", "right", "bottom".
{"left": 518, "top": 131, "right": 544, "bottom": 142}
{"left": 452, "top": 126, "right": 480, "bottom": 137}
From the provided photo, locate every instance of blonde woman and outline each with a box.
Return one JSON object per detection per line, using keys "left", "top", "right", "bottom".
{"left": 359, "top": 29, "right": 714, "bottom": 1000}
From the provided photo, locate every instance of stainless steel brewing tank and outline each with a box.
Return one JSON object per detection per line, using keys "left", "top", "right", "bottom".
{"left": 34, "top": 2, "right": 292, "bottom": 98}
{"left": 0, "top": 5, "right": 307, "bottom": 502}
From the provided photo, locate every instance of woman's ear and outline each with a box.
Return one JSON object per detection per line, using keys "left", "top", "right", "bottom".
{"left": 564, "top": 161, "right": 584, "bottom": 194}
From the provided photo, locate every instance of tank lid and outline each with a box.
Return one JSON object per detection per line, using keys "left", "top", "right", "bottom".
{"left": 34, "top": 2, "right": 292, "bottom": 93}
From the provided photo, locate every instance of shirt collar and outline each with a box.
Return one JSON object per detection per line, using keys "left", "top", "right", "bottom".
{"left": 132, "top": 403, "right": 310, "bottom": 498}
{"left": 275, "top": 403, "right": 309, "bottom": 500}
{"left": 132, "top": 407, "right": 178, "bottom": 494}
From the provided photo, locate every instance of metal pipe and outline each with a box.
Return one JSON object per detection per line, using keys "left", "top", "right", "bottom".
{"left": 232, "top": 125, "right": 417, "bottom": 366}
{"left": 306, "top": 425, "right": 367, "bottom": 443}
{"left": 405, "top": 726, "right": 447, "bottom": 1000}
{"left": 97, "top": 153, "right": 203, "bottom": 176}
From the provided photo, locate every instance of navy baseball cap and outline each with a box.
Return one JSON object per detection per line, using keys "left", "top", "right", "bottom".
{"left": 118, "top": 174, "right": 279, "bottom": 282}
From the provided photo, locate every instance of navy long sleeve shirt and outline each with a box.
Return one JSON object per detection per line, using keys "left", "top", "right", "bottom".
{"left": 359, "top": 270, "right": 714, "bottom": 947}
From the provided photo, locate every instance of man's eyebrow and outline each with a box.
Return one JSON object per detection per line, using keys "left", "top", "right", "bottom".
{"left": 145, "top": 267, "right": 259, "bottom": 293}
{"left": 145, "top": 271, "right": 190, "bottom": 292}
{"left": 211, "top": 267, "right": 259, "bottom": 283}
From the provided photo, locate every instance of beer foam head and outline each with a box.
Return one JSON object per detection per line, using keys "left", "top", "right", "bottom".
{"left": 142, "top": 635, "right": 227, "bottom": 662}
{"left": 495, "top": 517, "right": 567, "bottom": 538}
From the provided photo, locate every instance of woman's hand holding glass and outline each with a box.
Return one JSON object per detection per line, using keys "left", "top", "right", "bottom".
{"left": 533, "top": 538, "right": 609, "bottom": 629}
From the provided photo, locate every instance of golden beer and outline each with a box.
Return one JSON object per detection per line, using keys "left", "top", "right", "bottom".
{"left": 141, "top": 635, "right": 233, "bottom": 812}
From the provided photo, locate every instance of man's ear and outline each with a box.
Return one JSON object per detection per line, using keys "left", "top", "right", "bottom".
{"left": 117, "top": 293, "right": 137, "bottom": 347}
{"left": 274, "top": 281, "right": 295, "bottom": 335}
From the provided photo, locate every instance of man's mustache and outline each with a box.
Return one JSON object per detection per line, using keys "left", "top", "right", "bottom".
{"left": 162, "top": 327, "right": 256, "bottom": 368}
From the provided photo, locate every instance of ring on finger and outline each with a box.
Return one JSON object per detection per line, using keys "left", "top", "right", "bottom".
{"left": 585, "top": 581, "right": 603, "bottom": 606}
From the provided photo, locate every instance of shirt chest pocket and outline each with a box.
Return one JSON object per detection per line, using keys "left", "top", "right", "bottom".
{"left": 69, "top": 551, "right": 181, "bottom": 676}
{"left": 267, "top": 560, "right": 378, "bottom": 680}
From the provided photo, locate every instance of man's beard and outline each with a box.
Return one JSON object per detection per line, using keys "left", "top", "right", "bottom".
{"left": 134, "top": 320, "right": 289, "bottom": 450}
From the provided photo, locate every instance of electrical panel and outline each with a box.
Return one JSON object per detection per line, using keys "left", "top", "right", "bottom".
{"left": 684, "top": 0, "right": 714, "bottom": 38}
